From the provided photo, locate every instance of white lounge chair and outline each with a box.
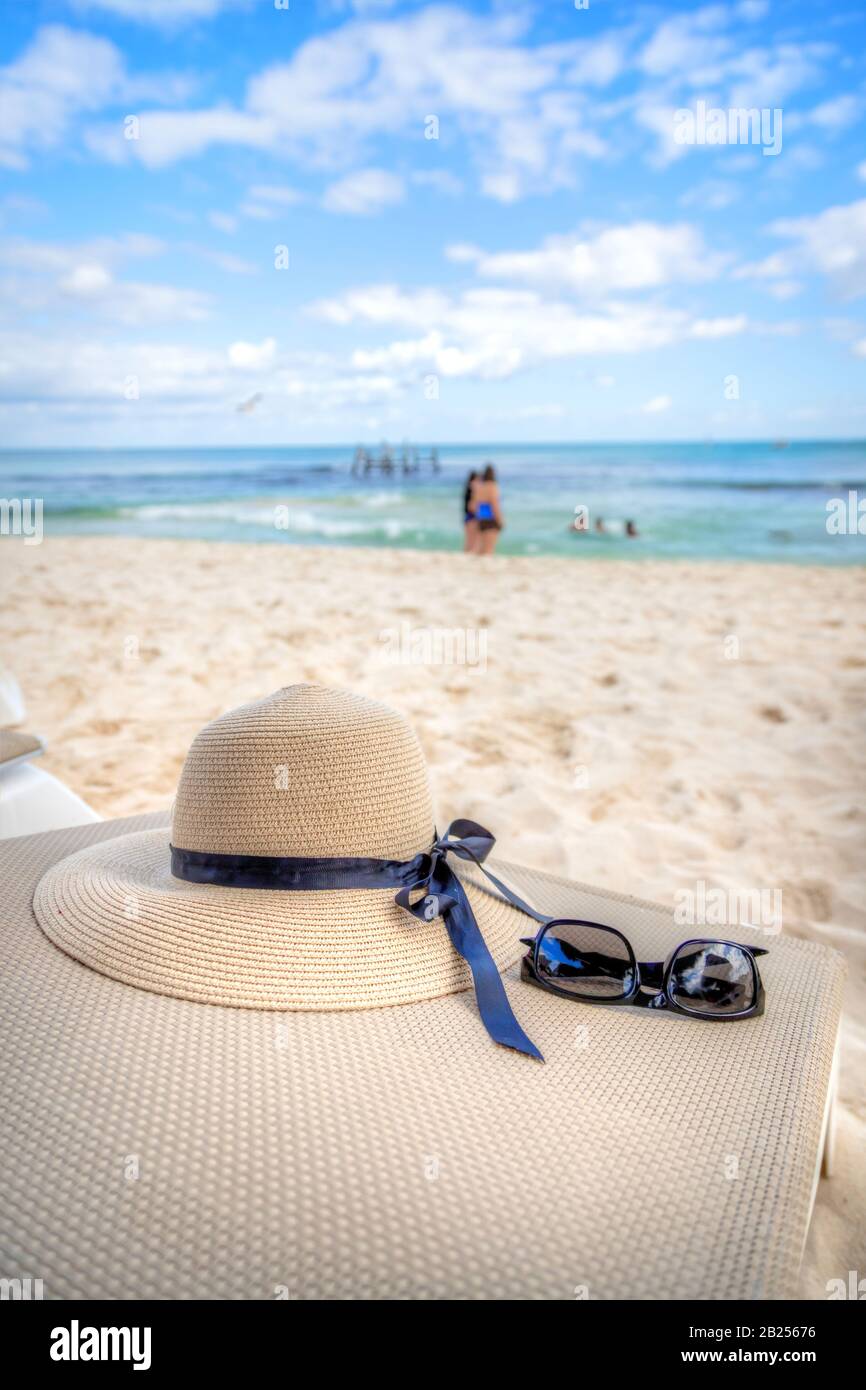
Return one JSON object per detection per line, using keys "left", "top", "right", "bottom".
{"left": 0, "top": 674, "right": 99, "bottom": 840}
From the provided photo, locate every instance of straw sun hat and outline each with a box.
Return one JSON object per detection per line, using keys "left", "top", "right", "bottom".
{"left": 33, "top": 684, "right": 538, "bottom": 1047}
{"left": 3, "top": 682, "right": 845, "bottom": 1299}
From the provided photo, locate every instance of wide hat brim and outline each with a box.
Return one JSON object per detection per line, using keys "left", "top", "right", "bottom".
{"left": 3, "top": 814, "right": 845, "bottom": 1300}
{"left": 33, "top": 827, "right": 529, "bottom": 1011}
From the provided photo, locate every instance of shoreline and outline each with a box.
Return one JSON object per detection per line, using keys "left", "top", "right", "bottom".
{"left": 8, "top": 438, "right": 865, "bottom": 566}
{"left": 6, "top": 532, "right": 865, "bottom": 570}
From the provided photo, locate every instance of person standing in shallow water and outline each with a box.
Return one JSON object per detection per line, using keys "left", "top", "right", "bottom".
{"left": 472, "top": 463, "right": 503, "bottom": 555}
{"left": 463, "top": 471, "right": 478, "bottom": 552}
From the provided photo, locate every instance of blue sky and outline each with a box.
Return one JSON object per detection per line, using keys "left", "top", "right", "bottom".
{"left": 1, "top": 0, "right": 865, "bottom": 447}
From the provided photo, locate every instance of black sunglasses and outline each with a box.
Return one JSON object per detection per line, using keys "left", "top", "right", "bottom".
{"left": 520, "top": 919, "right": 768, "bottom": 1020}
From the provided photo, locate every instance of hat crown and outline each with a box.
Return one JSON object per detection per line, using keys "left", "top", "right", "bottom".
{"left": 171, "top": 685, "right": 435, "bottom": 860}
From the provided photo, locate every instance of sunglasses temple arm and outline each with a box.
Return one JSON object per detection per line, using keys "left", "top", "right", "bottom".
{"left": 453, "top": 849, "right": 549, "bottom": 927}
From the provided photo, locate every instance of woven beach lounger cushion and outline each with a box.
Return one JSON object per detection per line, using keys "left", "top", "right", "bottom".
{"left": 0, "top": 812, "right": 844, "bottom": 1300}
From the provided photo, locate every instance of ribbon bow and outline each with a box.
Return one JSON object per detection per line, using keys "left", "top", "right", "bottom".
{"left": 171, "top": 817, "right": 545, "bottom": 1062}
{"left": 395, "top": 819, "right": 543, "bottom": 1061}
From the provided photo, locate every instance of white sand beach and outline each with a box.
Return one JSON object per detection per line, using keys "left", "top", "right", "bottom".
{"left": 2, "top": 536, "right": 864, "bottom": 1293}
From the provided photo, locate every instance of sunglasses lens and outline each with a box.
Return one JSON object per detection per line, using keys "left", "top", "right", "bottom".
{"left": 536, "top": 922, "right": 635, "bottom": 999}
{"left": 669, "top": 942, "right": 756, "bottom": 1016}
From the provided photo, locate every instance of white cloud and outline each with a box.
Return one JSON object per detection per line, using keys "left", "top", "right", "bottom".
{"left": 86, "top": 106, "right": 276, "bottom": 168}
{"left": 280, "top": 371, "right": 400, "bottom": 406}
{"left": 310, "top": 283, "right": 450, "bottom": 329}
{"left": 236, "top": 186, "right": 304, "bottom": 221}
{"left": 514, "top": 403, "right": 566, "bottom": 420}
{"left": 0, "top": 234, "right": 210, "bottom": 324}
{"left": 351, "top": 331, "right": 447, "bottom": 371}
{"left": 6, "top": 5, "right": 842, "bottom": 212}
{"left": 444, "top": 243, "right": 479, "bottom": 265}
{"left": 733, "top": 252, "right": 790, "bottom": 281}
{"left": 342, "top": 1, "right": 402, "bottom": 11}
{"left": 71, "top": 0, "right": 244, "bottom": 23}
{"left": 766, "top": 281, "right": 802, "bottom": 301}
{"left": 0, "top": 330, "right": 403, "bottom": 422}
{"left": 238, "top": 202, "right": 278, "bottom": 221}
{"left": 480, "top": 172, "right": 523, "bottom": 205}
{"left": 633, "top": 2, "right": 833, "bottom": 164}
{"left": 679, "top": 179, "right": 740, "bottom": 211}
{"left": 768, "top": 199, "right": 866, "bottom": 299}
{"left": 639, "top": 7, "right": 733, "bottom": 78}
{"left": 805, "top": 94, "right": 862, "bottom": 131}
{"left": 0, "top": 194, "right": 50, "bottom": 232}
{"left": 0, "top": 333, "right": 231, "bottom": 404}
{"left": 70, "top": 277, "right": 210, "bottom": 324}
{"left": 411, "top": 170, "right": 464, "bottom": 196}
{"left": 637, "top": 3, "right": 825, "bottom": 106}
{"left": 322, "top": 169, "right": 405, "bottom": 215}
{"left": 311, "top": 281, "right": 747, "bottom": 380}
{"left": 449, "top": 222, "right": 727, "bottom": 296}
{"left": 82, "top": 7, "right": 623, "bottom": 197}
{"left": 566, "top": 38, "right": 625, "bottom": 87}
{"left": 197, "top": 249, "right": 258, "bottom": 275}
{"left": 208, "top": 210, "right": 238, "bottom": 234}
{"left": 642, "top": 394, "right": 672, "bottom": 414}
{"left": 726, "top": 44, "right": 829, "bottom": 112}
{"left": 0, "top": 233, "right": 162, "bottom": 273}
{"left": 228, "top": 337, "right": 277, "bottom": 369}
{"left": 247, "top": 184, "right": 304, "bottom": 206}
{"left": 0, "top": 25, "right": 124, "bottom": 169}
{"left": 690, "top": 315, "right": 748, "bottom": 338}
{"left": 634, "top": 103, "right": 688, "bottom": 169}
{"left": 0, "top": 23, "right": 194, "bottom": 170}
{"left": 731, "top": 201, "right": 866, "bottom": 299}
{"left": 59, "top": 263, "right": 114, "bottom": 296}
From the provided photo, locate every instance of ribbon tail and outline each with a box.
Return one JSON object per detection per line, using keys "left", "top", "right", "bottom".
{"left": 435, "top": 864, "right": 543, "bottom": 1061}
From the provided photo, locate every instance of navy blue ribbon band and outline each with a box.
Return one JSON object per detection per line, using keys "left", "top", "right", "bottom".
{"left": 171, "top": 818, "right": 544, "bottom": 1061}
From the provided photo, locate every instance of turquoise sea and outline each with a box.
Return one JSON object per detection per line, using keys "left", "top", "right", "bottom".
{"left": 2, "top": 441, "right": 865, "bottom": 564}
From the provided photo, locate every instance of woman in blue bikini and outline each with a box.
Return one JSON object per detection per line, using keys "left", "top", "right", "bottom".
{"left": 472, "top": 463, "right": 503, "bottom": 555}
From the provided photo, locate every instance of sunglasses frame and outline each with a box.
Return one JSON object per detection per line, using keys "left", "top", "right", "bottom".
{"left": 520, "top": 919, "right": 768, "bottom": 1020}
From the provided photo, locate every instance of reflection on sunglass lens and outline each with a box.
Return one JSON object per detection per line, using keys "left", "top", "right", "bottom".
{"left": 536, "top": 922, "right": 634, "bottom": 999}
{"left": 669, "top": 942, "right": 756, "bottom": 1016}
